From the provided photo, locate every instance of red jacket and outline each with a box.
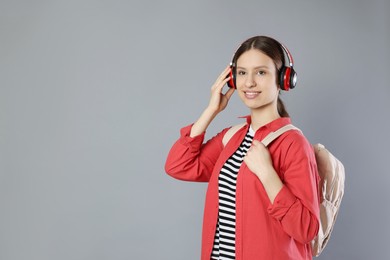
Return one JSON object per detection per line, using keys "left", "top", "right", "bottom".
{"left": 165, "top": 117, "right": 320, "bottom": 260}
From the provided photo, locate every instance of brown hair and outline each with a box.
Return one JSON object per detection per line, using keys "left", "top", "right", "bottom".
{"left": 232, "top": 36, "right": 290, "bottom": 117}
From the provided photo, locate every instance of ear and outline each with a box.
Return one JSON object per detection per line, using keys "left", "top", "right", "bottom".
{"left": 275, "top": 74, "right": 281, "bottom": 91}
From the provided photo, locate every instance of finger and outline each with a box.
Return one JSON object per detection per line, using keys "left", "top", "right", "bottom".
{"left": 212, "top": 72, "right": 230, "bottom": 91}
{"left": 246, "top": 145, "right": 254, "bottom": 155}
{"left": 222, "top": 64, "right": 231, "bottom": 76}
{"left": 243, "top": 154, "right": 250, "bottom": 163}
{"left": 252, "top": 140, "right": 261, "bottom": 147}
{"left": 214, "top": 76, "right": 231, "bottom": 94}
{"left": 217, "top": 65, "right": 232, "bottom": 81}
{"left": 224, "top": 84, "right": 235, "bottom": 99}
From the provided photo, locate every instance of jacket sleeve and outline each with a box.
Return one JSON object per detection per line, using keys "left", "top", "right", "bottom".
{"left": 165, "top": 124, "right": 229, "bottom": 182}
{"left": 267, "top": 133, "right": 320, "bottom": 244}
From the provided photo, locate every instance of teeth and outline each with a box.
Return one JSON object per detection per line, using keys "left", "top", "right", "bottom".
{"left": 245, "top": 91, "right": 260, "bottom": 99}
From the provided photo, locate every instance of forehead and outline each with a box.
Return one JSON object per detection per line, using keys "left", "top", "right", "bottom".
{"left": 236, "top": 49, "right": 274, "bottom": 68}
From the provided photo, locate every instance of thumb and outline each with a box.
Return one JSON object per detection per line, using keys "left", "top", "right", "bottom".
{"left": 225, "top": 87, "right": 235, "bottom": 100}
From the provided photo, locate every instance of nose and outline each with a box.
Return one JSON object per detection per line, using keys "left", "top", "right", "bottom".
{"left": 245, "top": 73, "right": 256, "bottom": 88}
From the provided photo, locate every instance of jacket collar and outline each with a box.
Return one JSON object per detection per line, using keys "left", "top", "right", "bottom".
{"left": 239, "top": 115, "right": 292, "bottom": 132}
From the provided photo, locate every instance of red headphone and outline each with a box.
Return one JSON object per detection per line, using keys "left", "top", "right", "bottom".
{"left": 227, "top": 37, "right": 297, "bottom": 91}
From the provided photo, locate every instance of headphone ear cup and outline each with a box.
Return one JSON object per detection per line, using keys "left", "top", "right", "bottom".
{"left": 279, "top": 66, "right": 288, "bottom": 91}
{"left": 227, "top": 67, "right": 236, "bottom": 89}
{"left": 279, "top": 66, "right": 297, "bottom": 91}
{"left": 289, "top": 68, "right": 297, "bottom": 90}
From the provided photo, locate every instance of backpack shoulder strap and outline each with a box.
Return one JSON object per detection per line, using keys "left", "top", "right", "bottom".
{"left": 223, "top": 123, "right": 301, "bottom": 147}
{"left": 261, "top": 124, "right": 301, "bottom": 147}
{"left": 222, "top": 123, "right": 247, "bottom": 147}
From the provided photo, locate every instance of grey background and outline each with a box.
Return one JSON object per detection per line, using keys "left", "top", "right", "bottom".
{"left": 1, "top": 0, "right": 389, "bottom": 259}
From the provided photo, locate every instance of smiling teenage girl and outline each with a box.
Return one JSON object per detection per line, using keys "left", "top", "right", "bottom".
{"left": 165, "top": 36, "right": 320, "bottom": 260}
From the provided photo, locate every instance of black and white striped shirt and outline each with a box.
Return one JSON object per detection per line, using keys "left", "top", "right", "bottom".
{"left": 211, "top": 127, "right": 255, "bottom": 260}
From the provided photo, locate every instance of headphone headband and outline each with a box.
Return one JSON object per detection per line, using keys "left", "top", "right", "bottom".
{"left": 279, "top": 42, "right": 294, "bottom": 67}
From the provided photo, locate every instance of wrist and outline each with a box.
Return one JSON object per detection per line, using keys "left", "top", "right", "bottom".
{"left": 256, "top": 167, "right": 278, "bottom": 183}
{"left": 204, "top": 106, "right": 219, "bottom": 117}
{"left": 258, "top": 168, "right": 283, "bottom": 204}
{"left": 190, "top": 107, "right": 218, "bottom": 138}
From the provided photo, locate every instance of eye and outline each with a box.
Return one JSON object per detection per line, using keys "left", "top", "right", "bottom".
{"left": 237, "top": 70, "right": 246, "bottom": 76}
{"left": 257, "top": 70, "right": 266, "bottom": 75}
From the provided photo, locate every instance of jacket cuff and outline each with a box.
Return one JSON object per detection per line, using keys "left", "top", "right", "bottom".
{"left": 267, "top": 185, "right": 297, "bottom": 220}
{"left": 179, "top": 124, "right": 205, "bottom": 150}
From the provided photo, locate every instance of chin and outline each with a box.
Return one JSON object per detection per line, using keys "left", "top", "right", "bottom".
{"left": 241, "top": 99, "right": 262, "bottom": 107}
{"left": 244, "top": 100, "right": 275, "bottom": 111}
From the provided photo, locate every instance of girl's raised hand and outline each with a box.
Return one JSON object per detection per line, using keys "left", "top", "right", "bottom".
{"left": 207, "top": 65, "right": 235, "bottom": 114}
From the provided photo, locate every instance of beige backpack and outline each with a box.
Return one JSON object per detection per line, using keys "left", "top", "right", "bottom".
{"left": 223, "top": 124, "right": 345, "bottom": 257}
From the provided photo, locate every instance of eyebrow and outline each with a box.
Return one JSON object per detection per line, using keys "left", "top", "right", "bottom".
{"left": 236, "top": 65, "right": 270, "bottom": 70}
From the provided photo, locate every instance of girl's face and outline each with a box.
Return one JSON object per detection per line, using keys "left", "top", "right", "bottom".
{"left": 235, "top": 49, "right": 279, "bottom": 113}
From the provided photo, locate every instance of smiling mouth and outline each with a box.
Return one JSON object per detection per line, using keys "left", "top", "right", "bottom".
{"left": 244, "top": 91, "right": 261, "bottom": 99}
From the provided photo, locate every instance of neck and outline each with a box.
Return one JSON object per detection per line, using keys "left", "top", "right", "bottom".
{"left": 250, "top": 108, "right": 281, "bottom": 131}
